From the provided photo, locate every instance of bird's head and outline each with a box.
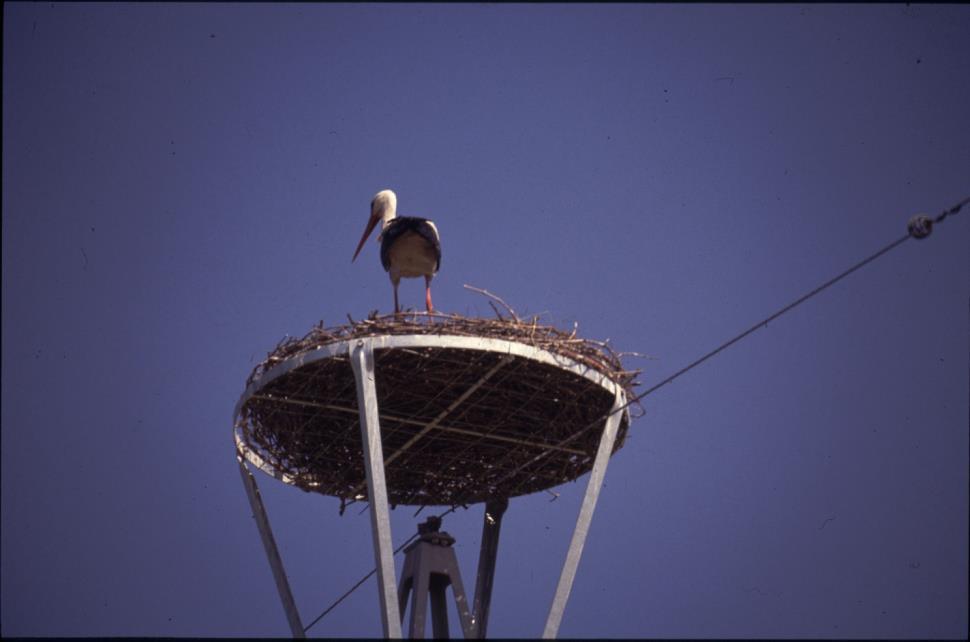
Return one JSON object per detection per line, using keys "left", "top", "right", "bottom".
{"left": 352, "top": 189, "right": 397, "bottom": 262}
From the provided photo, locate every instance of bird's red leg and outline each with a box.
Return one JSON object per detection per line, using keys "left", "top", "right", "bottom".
{"left": 424, "top": 276, "right": 433, "bottom": 313}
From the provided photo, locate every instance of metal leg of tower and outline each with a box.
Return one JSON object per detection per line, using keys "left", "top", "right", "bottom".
{"left": 542, "top": 387, "right": 627, "bottom": 639}
{"left": 350, "top": 339, "right": 403, "bottom": 638}
{"left": 471, "top": 498, "right": 508, "bottom": 638}
{"left": 397, "top": 551, "right": 416, "bottom": 629}
{"left": 445, "top": 549, "right": 475, "bottom": 638}
{"left": 429, "top": 574, "right": 450, "bottom": 638}
{"left": 237, "top": 457, "right": 306, "bottom": 638}
{"left": 406, "top": 556, "right": 431, "bottom": 637}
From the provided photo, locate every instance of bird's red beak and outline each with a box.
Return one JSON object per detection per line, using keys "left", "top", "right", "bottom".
{"left": 352, "top": 214, "right": 381, "bottom": 262}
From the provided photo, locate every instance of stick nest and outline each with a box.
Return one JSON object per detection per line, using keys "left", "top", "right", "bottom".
{"left": 236, "top": 311, "right": 643, "bottom": 510}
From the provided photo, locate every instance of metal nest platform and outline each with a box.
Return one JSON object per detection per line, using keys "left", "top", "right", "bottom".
{"left": 234, "top": 313, "right": 641, "bottom": 508}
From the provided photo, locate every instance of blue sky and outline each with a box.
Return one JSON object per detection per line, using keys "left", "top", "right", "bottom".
{"left": 2, "top": 3, "right": 968, "bottom": 637}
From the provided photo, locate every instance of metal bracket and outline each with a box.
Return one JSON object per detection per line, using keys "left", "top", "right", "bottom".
{"left": 542, "top": 385, "right": 627, "bottom": 638}
{"left": 237, "top": 455, "right": 306, "bottom": 638}
{"left": 471, "top": 498, "right": 508, "bottom": 638}
{"left": 349, "top": 339, "right": 403, "bottom": 638}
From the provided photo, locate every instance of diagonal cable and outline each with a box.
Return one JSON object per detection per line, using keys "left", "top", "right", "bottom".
{"left": 494, "top": 195, "right": 968, "bottom": 485}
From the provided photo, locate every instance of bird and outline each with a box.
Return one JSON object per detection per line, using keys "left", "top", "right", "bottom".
{"left": 352, "top": 189, "right": 441, "bottom": 314}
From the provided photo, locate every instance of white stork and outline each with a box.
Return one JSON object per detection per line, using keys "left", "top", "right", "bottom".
{"left": 351, "top": 189, "right": 441, "bottom": 314}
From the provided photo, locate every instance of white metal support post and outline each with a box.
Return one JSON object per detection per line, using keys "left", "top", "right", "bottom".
{"left": 542, "top": 386, "right": 627, "bottom": 639}
{"left": 349, "top": 339, "right": 403, "bottom": 638}
{"left": 238, "top": 457, "right": 306, "bottom": 638}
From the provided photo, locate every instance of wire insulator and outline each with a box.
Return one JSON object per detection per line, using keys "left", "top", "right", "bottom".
{"left": 908, "top": 214, "right": 933, "bottom": 239}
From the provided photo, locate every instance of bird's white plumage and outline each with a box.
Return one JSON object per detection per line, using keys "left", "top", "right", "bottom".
{"left": 372, "top": 189, "right": 398, "bottom": 239}
{"left": 387, "top": 231, "right": 438, "bottom": 281}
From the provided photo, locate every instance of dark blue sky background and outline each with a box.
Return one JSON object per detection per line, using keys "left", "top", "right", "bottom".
{"left": 2, "top": 3, "right": 968, "bottom": 638}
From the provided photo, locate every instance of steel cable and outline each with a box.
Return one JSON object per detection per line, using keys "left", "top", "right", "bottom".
{"left": 494, "top": 195, "right": 969, "bottom": 482}
{"left": 590, "top": 195, "right": 969, "bottom": 438}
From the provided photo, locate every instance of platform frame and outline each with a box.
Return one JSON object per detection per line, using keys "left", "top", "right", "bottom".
{"left": 234, "top": 334, "right": 629, "bottom": 638}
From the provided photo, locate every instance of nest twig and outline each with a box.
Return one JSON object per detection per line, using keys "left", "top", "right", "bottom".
{"left": 247, "top": 311, "right": 641, "bottom": 392}
{"left": 237, "top": 307, "right": 644, "bottom": 509}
